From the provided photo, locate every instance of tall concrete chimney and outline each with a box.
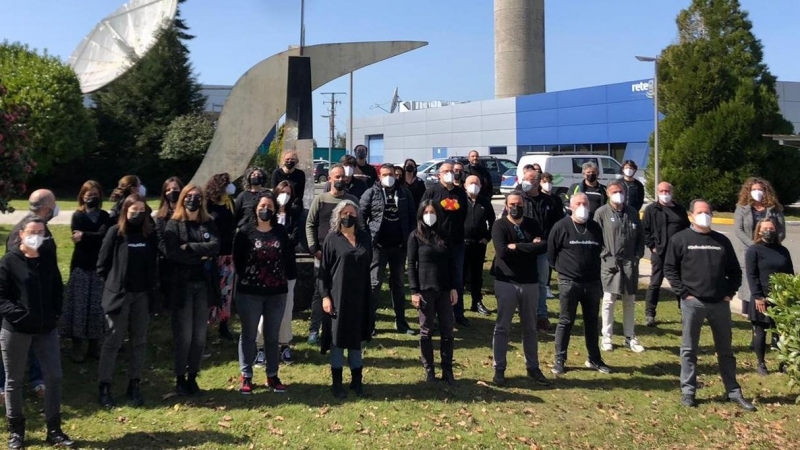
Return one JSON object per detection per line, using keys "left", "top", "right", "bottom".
{"left": 494, "top": 0, "right": 545, "bottom": 98}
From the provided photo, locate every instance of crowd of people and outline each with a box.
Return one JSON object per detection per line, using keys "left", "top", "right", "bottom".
{"left": 0, "top": 146, "right": 792, "bottom": 447}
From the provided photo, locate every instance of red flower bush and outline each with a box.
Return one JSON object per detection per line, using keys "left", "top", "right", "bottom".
{"left": 0, "top": 79, "right": 34, "bottom": 214}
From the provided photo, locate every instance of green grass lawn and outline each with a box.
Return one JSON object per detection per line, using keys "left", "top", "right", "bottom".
{"left": 8, "top": 199, "right": 160, "bottom": 213}
{"left": 0, "top": 225, "right": 798, "bottom": 449}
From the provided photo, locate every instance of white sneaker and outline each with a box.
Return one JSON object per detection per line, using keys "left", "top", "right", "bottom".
{"left": 546, "top": 287, "right": 554, "bottom": 298}
{"left": 602, "top": 338, "right": 613, "bottom": 352}
{"left": 626, "top": 337, "right": 645, "bottom": 353}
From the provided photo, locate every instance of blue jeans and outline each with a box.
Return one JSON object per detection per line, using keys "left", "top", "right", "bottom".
{"left": 537, "top": 253, "right": 549, "bottom": 320}
{"left": 0, "top": 347, "right": 44, "bottom": 391}
{"left": 452, "top": 242, "right": 466, "bottom": 317}
{"left": 330, "top": 343, "right": 362, "bottom": 369}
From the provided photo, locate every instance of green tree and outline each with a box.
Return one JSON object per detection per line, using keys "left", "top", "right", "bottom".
{"left": 249, "top": 124, "right": 284, "bottom": 178}
{"left": 334, "top": 131, "right": 346, "bottom": 149}
{"left": 648, "top": 0, "right": 799, "bottom": 211}
{"left": 0, "top": 80, "right": 34, "bottom": 213}
{"left": 160, "top": 114, "right": 215, "bottom": 161}
{"left": 0, "top": 42, "right": 96, "bottom": 175}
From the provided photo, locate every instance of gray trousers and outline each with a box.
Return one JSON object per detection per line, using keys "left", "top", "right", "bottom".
{"left": 98, "top": 292, "right": 149, "bottom": 383}
{"left": 237, "top": 293, "right": 286, "bottom": 378}
{"left": 493, "top": 280, "right": 540, "bottom": 371}
{"left": 172, "top": 281, "right": 209, "bottom": 376}
{"left": 680, "top": 297, "right": 742, "bottom": 398}
{"left": 1, "top": 328, "right": 62, "bottom": 421}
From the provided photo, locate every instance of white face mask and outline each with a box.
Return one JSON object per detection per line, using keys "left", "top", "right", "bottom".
{"left": 694, "top": 212, "right": 712, "bottom": 228}
{"left": 23, "top": 235, "right": 44, "bottom": 251}
{"left": 422, "top": 213, "right": 437, "bottom": 227}
{"left": 521, "top": 181, "right": 534, "bottom": 192}
{"left": 50, "top": 205, "right": 60, "bottom": 220}
{"left": 658, "top": 193, "right": 672, "bottom": 204}
{"left": 573, "top": 205, "right": 590, "bottom": 223}
{"left": 343, "top": 166, "right": 355, "bottom": 177}
{"left": 466, "top": 184, "right": 481, "bottom": 196}
{"left": 623, "top": 168, "right": 635, "bottom": 177}
{"left": 611, "top": 192, "right": 625, "bottom": 205}
{"left": 442, "top": 172, "right": 454, "bottom": 184}
{"left": 277, "top": 192, "right": 290, "bottom": 206}
{"left": 138, "top": 185, "right": 147, "bottom": 197}
{"left": 540, "top": 182, "right": 552, "bottom": 193}
{"left": 751, "top": 190, "right": 764, "bottom": 202}
{"left": 381, "top": 176, "right": 395, "bottom": 188}
{"left": 225, "top": 183, "right": 236, "bottom": 196}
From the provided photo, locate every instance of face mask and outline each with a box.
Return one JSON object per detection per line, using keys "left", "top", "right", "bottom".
{"left": 138, "top": 185, "right": 147, "bottom": 197}
{"left": 466, "top": 184, "right": 481, "bottom": 196}
{"left": 343, "top": 166, "right": 355, "bottom": 177}
{"left": 509, "top": 206, "right": 524, "bottom": 220}
{"left": 381, "top": 176, "right": 395, "bottom": 188}
{"left": 250, "top": 175, "right": 264, "bottom": 186}
{"left": 658, "top": 194, "right": 672, "bottom": 204}
{"left": 521, "top": 181, "right": 534, "bottom": 192}
{"left": 356, "top": 150, "right": 367, "bottom": 159}
{"left": 225, "top": 183, "right": 236, "bottom": 196}
{"left": 573, "top": 206, "right": 590, "bottom": 223}
{"left": 333, "top": 180, "right": 347, "bottom": 192}
{"left": 341, "top": 214, "right": 356, "bottom": 228}
{"left": 694, "top": 213, "right": 712, "bottom": 228}
{"left": 285, "top": 160, "right": 297, "bottom": 170}
{"left": 23, "top": 235, "right": 44, "bottom": 251}
{"left": 166, "top": 191, "right": 180, "bottom": 204}
{"left": 258, "top": 209, "right": 274, "bottom": 222}
{"left": 85, "top": 197, "right": 100, "bottom": 209}
{"left": 540, "top": 182, "right": 552, "bottom": 193}
{"left": 586, "top": 174, "right": 597, "bottom": 183}
{"left": 442, "top": 172, "right": 454, "bottom": 184}
{"left": 751, "top": 190, "right": 764, "bottom": 202}
{"left": 422, "top": 213, "right": 437, "bottom": 227}
{"left": 405, "top": 165, "right": 416, "bottom": 173}
{"left": 277, "top": 192, "right": 290, "bottom": 206}
{"left": 611, "top": 192, "right": 625, "bottom": 204}
{"left": 761, "top": 230, "right": 777, "bottom": 244}
{"left": 185, "top": 198, "right": 201, "bottom": 212}
{"left": 623, "top": 168, "right": 635, "bottom": 177}
{"left": 128, "top": 211, "right": 145, "bottom": 227}
{"left": 453, "top": 172, "right": 463, "bottom": 182}
{"left": 48, "top": 205, "right": 60, "bottom": 221}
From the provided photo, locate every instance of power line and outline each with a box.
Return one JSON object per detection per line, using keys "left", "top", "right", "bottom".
{"left": 321, "top": 91, "right": 346, "bottom": 162}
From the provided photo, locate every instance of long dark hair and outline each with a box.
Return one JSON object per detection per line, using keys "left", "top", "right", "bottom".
{"left": 118, "top": 194, "right": 153, "bottom": 237}
{"left": 110, "top": 175, "right": 140, "bottom": 202}
{"left": 414, "top": 200, "right": 445, "bottom": 245}
{"left": 274, "top": 180, "right": 295, "bottom": 213}
{"left": 205, "top": 173, "right": 230, "bottom": 204}
{"left": 157, "top": 176, "right": 184, "bottom": 219}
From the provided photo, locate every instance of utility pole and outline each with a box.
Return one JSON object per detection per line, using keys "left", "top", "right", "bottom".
{"left": 321, "top": 92, "right": 346, "bottom": 163}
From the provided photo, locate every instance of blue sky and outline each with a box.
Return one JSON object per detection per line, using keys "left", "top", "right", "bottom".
{"left": 2, "top": 0, "right": 798, "bottom": 145}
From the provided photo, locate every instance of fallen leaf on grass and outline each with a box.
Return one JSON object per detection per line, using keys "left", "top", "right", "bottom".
{"left": 476, "top": 381, "right": 490, "bottom": 387}
{"left": 222, "top": 415, "right": 232, "bottom": 422}
{"left": 329, "top": 422, "right": 343, "bottom": 432}
{"left": 217, "top": 421, "right": 231, "bottom": 428}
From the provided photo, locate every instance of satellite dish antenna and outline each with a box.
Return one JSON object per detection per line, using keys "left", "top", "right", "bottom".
{"left": 389, "top": 87, "right": 400, "bottom": 113}
{"left": 68, "top": 0, "right": 178, "bottom": 94}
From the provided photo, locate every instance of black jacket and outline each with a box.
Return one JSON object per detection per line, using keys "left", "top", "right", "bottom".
{"left": 465, "top": 163, "right": 493, "bottom": 199}
{"left": 164, "top": 219, "right": 221, "bottom": 308}
{"left": 360, "top": 184, "right": 416, "bottom": 247}
{"left": 491, "top": 217, "right": 547, "bottom": 284}
{"left": 642, "top": 201, "right": 690, "bottom": 255}
{"left": 0, "top": 247, "right": 62, "bottom": 334}
{"left": 464, "top": 195, "right": 495, "bottom": 243}
{"left": 97, "top": 225, "right": 159, "bottom": 314}
{"left": 623, "top": 178, "right": 645, "bottom": 212}
{"left": 70, "top": 210, "right": 111, "bottom": 271}
{"left": 407, "top": 232, "right": 456, "bottom": 294}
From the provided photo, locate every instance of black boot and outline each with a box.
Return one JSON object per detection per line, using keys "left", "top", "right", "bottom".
{"left": 187, "top": 373, "right": 202, "bottom": 395}
{"left": 86, "top": 339, "right": 101, "bottom": 360}
{"left": 349, "top": 367, "right": 364, "bottom": 397}
{"left": 420, "top": 337, "right": 436, "bottom": 382}
{"left": 331, "top": 368, "right": 347, "bottom": 399}
{"left": 175, "top": 375, "right": 190, "bottom": 396}
{"left": 219, "top": 320, "right": 235, "bottom": 341}
{"left": 45, "top": 414, "right": 75, "bottom": 448}
{"left": 99, "top": 382, "right": 114, "bottom": 408}
{"left": 126, "top": 379, "right": 144, "bottom": 407}
{"left": 440, "top": 337, "right": 456, "bottom": 386}
{"left": 7, "top": 417, "right": 24, "bottom": 450}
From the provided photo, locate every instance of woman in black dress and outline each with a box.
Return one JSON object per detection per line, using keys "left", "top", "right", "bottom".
{"left": 402, "top": 158, "right": 426, "bottom": 209}
{"left": 205, "top": 173, "right": 237, "bottom": 341}
{"left": 155, "top": 176, "right": 184, "bottom": 312}
{"left": 62, "top": 180, "right": 110, "bottom": 362}
{"left": 407, "top": 200, "right": 458, "bottom": 384}
{"left": 318, "top": 200, "right": 372, "bottom": 398}
{"left": 745, "top": 217, "right": 794, "bottom": 375}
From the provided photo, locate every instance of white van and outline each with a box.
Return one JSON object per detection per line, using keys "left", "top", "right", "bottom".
{"left": 516, "top": 153, "right": 630, "bottom": 195}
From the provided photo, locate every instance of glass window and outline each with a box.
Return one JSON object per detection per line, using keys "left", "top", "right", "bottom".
{"left": 610, "top": 143, "right": 626, "bottom": 163}
{"left": 548, "top": 145, "right": 559, "bottom": 153}
{"left": 489, "top": 146, "right": 507, "bottom": 155}
{"left": 484, "top": 159, "right": 498, "bottom": 171}
{"left": 500, "top": 159, "right": 517, "bottom": 170}
{"left": 559, "top": 144, "right": 575, "bottom": 152}
{"left": 592, "top": 143, "right": 609, "bottom": 154}
{"left": 531, "top": 145, "right": 546, "bottom": 153}
{"left": 576, "top": 144, "right": 590, "bottom": 153}
{"left": 572, "top": 157, "right": 598, "bottom": 174}
{"left": 602, "top": 158, "right": 622, "bottom": 175}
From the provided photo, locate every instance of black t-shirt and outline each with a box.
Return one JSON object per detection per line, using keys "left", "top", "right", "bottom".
{"left": 584, "top": 185, "right": 605, "bottom": 214}
{"left": 125, "top": 230, "right": 149, "bottom": 293}
{"left": 378, "top": 188, "right": 403, "bottom": 247}
{"left": 665, "top": 203, "right": 688, "bottom": 240}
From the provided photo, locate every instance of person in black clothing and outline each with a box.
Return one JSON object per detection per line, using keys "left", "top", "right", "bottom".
{"left": 466, "top": 150, "right": 494, "bottom": 199}
{"left": 108, "top": 175, "right": 145, "bottom": 222}
{"left": 361, "top": 164, "right": 417, "bottom": 335}
{"left": 664, "top": 199, "right": 755, "bottom": 411}
{"left": 393, "top": 166, "right": 406, "bottom": 187}
{"left": 421, "top": 161, "right": 470, "bottom": 327}
{"left": 402, "top": 158, "right": 426, "bottom": 208}
{"left": 452, "top": 161, "right": 466, "bottom": 188}
{"left": 164, "top": 184, "right": 221, "bottom": 396}
{"left": 319, "top": 200, "right": 372, "bottom": 398}
{"left": 62, "top": 180, "right": 110, "bottom": 363}
{"left": 233, "top": 191, "right": 296, "bottom": 394}
{"left": 491, "top": 192, "right": 550, "bottom": 387}
{"left": 324, "top": 155, "right": 368, "bottom": 200}
{"left": 540, "top": 172, "right": 565, "bottom": 215}
{"left": 567, "top": 162, "right": 607, "bottom": 219}
{"left": 463, "top": 175, "right": 495, "bottom": 316}
{"left": 745, "top": 218, "right": 794, "bottom": 375}
{"left": 0, "top": 216, "right": 75, "bottom": 448}
{"left": 271, "top": 150, "right": 306, "bottom": 211}
{"left": 205, "top": 173, "right": 237, "bottom": 341}
{"left": 154, "top": 177, "right": 184, "bottom": 312}
{"left": 548, "top": 193, "right": 610, "bottom": 375}
{"left": 621, "top": 160, "right": 645, "bottom": 212}
{"left": 235, "top": 167, "right": 268, "bottom": 227}
{"left": 352, "top": 144, "right": 378, "bottom": 187}
{"left": 408, "top": 201, "right": 458, "bottom": 385}
{"left": 642, "top": 181, "right": 690, "bottom": 326}
{"left": 96, "top": 194, "right": 159, "bottom": 408}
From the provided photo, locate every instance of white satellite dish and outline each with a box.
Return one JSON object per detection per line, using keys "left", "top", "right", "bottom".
{"left": 389, "top": 87, "right": 400, "bottom": 113}
{"left": 68, "top": 0, "right": 178, "bottom": 94}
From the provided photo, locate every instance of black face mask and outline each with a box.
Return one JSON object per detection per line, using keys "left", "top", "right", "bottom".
{"left": 341, "top": 215, "right": 356, "bottom": 229}
{"left": 453, "top": 172, "right": 463, "bottom": 182}
{"left": 185, "top": 198, "right": 201, "bottom": 212}
{"left": 405, "top": 165, "right": 416, "bottom": 173}
{"left": 258, "top": 209, "right": 274, "bottom": 222}
{"left": 761, "top": 230, "right": 777, "bottom": 244}
{"left": 333, "top": 180, "right": 347, "bottom": 192}
{"left": 509, "top": 206, "right": 524, "bottom": 220}
{"left": 251, "top": 175, "right": 264, "bottom": 186}
{"left": 586, "top": 174, "right": 597, "bottom": 183}
{"left": 128, "top": 212, "right": 145, "bottom": 227}
{"left": 356, "top": 151, "right": 367, "bottom": 160}
{"left": 85, "top": 197, "right": 100, "bottom": 209}
{"left": 166, "top": 191, "right": 180, "bottom": 204}
{"left": 285, "top": 161, "right": 297, "bottom": 170}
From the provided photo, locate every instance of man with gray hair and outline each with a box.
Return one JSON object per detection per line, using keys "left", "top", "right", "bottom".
{"left": 5, "top": 189, "right": 59, "bottom": 256}
{"left": 568, "top": 161, "right": 607, "bottom": 220}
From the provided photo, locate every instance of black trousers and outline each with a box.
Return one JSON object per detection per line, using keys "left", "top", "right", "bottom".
{"left": 464, "top": 242, "right": 487, "bottom": 307}
{"left": 645, "top": 252, "right": 679, "bottom": 318}
{"left": 553, "top": 278, "right": 602, "bottom": 363}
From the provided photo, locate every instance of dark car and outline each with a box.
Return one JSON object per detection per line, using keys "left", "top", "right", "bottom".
{"left": 420, "top": 156, "right": 517, "bottom": 194}
{"left": 313, "top": 161, "right": 330, "bottom": 183}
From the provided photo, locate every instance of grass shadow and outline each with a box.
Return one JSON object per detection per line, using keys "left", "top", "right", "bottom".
{"left": 84, "top": 430, "right": 241, "bottom": 450}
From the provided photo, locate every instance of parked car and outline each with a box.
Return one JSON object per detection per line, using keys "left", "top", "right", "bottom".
{"left": 499, "top": 168, "right": 518, "bottom": 195}
{"left": 516, "top": 153, "right": 633, "bottom": 197}
{"left": 418, "top": 156, "right": 517, "bottom": 194}
{"left": 313, "top": 161, "right": 330, "bottom": 183}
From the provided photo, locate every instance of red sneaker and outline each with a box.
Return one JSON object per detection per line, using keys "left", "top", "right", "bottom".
{"left": 267, "top": 376, "right": 287, "bottom": 393}
{"left": 239, "top": 376, "right": 253, "bottom": 395}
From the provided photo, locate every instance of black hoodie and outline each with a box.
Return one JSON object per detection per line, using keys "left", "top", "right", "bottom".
{"left": 0, "top": 247, "right": 62, "bottom": 334}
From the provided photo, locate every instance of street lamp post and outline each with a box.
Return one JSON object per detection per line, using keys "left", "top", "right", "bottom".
{"left": 635, "top": 55, "right": 659, "bottom": 193}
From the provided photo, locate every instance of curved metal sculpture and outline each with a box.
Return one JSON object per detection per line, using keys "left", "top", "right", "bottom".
{"left": 191, "top": 41, "right": 428, "bottom": 184}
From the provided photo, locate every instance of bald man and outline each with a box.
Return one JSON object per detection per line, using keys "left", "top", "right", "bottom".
{"left": 463, "top": 175, "right": 495, "bottom": 316}
{"left": 5, "top": 189, "right": 59, "bottom": 256}
{"left": 642, "top": 182, "right": 690, "bottom": 327}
